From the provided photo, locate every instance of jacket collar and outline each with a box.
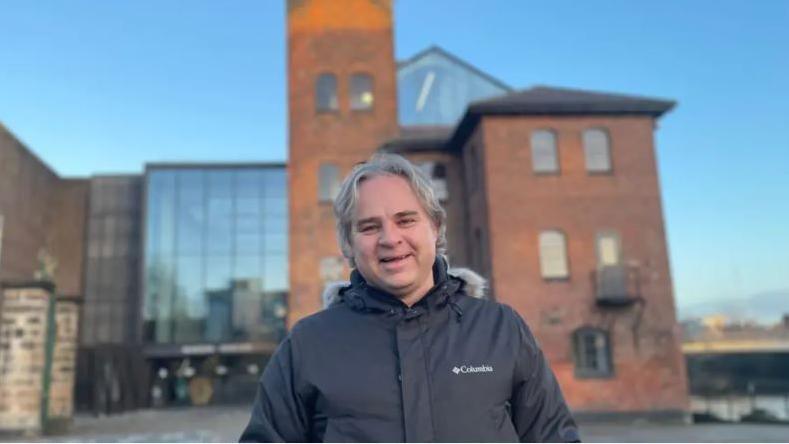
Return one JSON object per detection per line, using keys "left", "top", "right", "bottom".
{"left": 348, "top": 256, "right": 451, "bottom": 312}
{"left": 322, "top": 256, "right": 487, "bottom": 311}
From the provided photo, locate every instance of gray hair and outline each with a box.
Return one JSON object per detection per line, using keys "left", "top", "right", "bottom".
{"left": 333, "top": 153, "right": 447, "bottom": 268}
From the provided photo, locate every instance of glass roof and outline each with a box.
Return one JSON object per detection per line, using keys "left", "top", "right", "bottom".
{"left": 397, "top": 47, "right": 511, "bottom": 127}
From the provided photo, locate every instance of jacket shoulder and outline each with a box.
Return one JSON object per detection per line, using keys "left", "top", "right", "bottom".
{"left": 288, "top": 302, "right": 355, "bottom": 340}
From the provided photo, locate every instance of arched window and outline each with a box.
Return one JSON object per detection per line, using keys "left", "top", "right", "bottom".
{"left": 531, "top": 129, "right": 558, "bottom": 173}
{"left": 583, "top": 128, "right": 611, "bottom": 173}
{"left": 538, "top": 230, "right": 568, "bottom": 279}
{"left": 572, "top": 327, "right": 613, "bottom": 377}
{"left": 316, "top": 73, "right": 338, "bottom": 112}
{"left": 350, "top": 73, "right": 374, "bottom": 110}
{"left": 318, "top": 163, "right": 340, "bottom": 202}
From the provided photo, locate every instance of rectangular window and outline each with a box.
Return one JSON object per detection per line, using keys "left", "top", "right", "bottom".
{"left": 318, "top": 163, "right": 340, "bottom": 202}
{"left": 539, "top": 230, "right": 569, "bottom": 279}
{"left": 596, "top": 232, "right": 621, "bottom": 266}
{"left": 573, "top": 328, "right": 613, "bottom": 377}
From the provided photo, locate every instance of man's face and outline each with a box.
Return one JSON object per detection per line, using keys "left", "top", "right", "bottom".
{"left": 351, "top": 174, "right": 438, "bottom": 302}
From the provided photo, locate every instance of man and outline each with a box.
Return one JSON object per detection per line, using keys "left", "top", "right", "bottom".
{"left": 241, "top": 154, "right": 579, "bottom": 442}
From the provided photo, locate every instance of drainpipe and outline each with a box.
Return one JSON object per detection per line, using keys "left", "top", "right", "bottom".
{"left": 0, "top": 215, "right": 5, "bottom": 274}
{"left": 39, "top": 287, "right": 57, "bottom": 434}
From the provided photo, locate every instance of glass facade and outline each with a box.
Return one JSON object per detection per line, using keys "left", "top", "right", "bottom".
{"left": 142, "top": 166, "right": 287, "bottom": 345}
{"left": 397, "top": 48, "right": 511, "bottom": 126}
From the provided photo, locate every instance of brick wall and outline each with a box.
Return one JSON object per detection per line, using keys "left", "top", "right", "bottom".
{"left": 0, "top": 125, "right": 59, "bottom": 283}
{"left": 287, "top": 0, "right": 399, "bottom": 326}
{"left": 0, "top": 287, "right": 50, "bottom": 432}
{"left": 477, "top": 115, "right": 688, "bottom": 413}
{"left": 0, "top": 286, "right": 79, "bottom": 433}
{"left": 0, "top": 124, "right": 88, "bottom": 299}
{"left": 461, "top": 128, "right": 495, "bottom": 286}
{"left": 398, "top": 151, "right": 469, "bottom": 268}
{"left": 48, "top": 180, "right": 89, "bottom": 298}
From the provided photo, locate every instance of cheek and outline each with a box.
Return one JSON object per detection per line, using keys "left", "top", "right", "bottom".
{"left": 352, "top": 236, "right": 377, "bottom": 261}
{"left": 412, "top": 226, "right": 438, "bottom": 252}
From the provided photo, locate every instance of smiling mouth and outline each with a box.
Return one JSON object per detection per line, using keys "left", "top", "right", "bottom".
{"left": 380, "top": 254, "right": 412, "bottom": 264}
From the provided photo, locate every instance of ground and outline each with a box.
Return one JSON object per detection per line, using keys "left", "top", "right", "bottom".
{"left": 3, "top": 405, "right": 789, "bottom": 442}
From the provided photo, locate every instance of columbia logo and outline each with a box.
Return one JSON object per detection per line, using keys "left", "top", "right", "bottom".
{"left": 452, "top": 364, "right": 494, "bottom": 375}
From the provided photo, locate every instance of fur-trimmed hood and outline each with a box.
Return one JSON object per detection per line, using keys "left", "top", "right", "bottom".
{"left": 321, "top": 267, "right": 487, "bottom": 309}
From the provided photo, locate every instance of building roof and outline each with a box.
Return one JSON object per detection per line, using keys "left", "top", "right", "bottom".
{"left": 468, "top": 85, "right": 675, "bottom": 116}
{"left": 448, "top": 85, "right": 676, "bottom": 148}
{"left": 379, "top": 126, "right": 453, "bottom": 153}
{"left": 397, "top": 45, "right": 513, "bottom": 92}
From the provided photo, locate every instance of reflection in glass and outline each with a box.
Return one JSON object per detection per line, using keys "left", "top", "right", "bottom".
{"left": 143, "top": 166, "right": 288, "bottom": 345}
{"left": 206, "top": 171, "right": 233, "bottom": 256}
{"left": 173, "top": 255, "right": 204, "bottom": 342}
{"left": 262, "top": 169, "right": 286, "bottom": 197}
{"left": 350, "top": 73, "right": 374, "bottom": 110}
{"left": 398, "top": 48, "right": 511, "bottom": 126}
{"left": 263, "top": 255, "right": 288, "bottom": 292}
{"left": 176, "top": 171, "right": 205, "bottom": 256}
{"left": 316, "top": 73, "right": 338, "bottom": 111}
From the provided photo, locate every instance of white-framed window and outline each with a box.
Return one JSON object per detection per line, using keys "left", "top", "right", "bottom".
{"left": 538, "top": 230, "right": 569, "bottom": 279}
{"left": 583, "top": 128, "right": 612, "bottom": 173}
{"left": 318, "top": 163, "right": 340, "bottom": 202}
{"left": 531, "top": 129, "right": 558, "bottom": 173}
{"left": 316, "top": 73, "right": 338, "bottom": 112}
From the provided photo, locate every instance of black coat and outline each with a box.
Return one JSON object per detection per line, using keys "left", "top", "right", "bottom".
{"left": 240, "top": 259, "right": 579, "bottom": 442}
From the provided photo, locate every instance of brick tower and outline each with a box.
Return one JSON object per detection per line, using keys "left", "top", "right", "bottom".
{"left": 287, "top": 0, "right": 399, "bottom": 326}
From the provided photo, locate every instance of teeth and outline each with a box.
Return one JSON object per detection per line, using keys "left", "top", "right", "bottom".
{"left": 382, "top": 254, "right": 408, "bottom": 263}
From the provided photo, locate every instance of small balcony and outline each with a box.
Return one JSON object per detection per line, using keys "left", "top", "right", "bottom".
{"left": 592, "top": 264, "right": 641, "bottom": 307}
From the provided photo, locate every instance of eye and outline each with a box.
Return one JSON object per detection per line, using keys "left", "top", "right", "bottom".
{"left": 358, "top": 225, "right": 378, "bottom": 233}
{"left": 398, "top": 218, "right": 416, "bottom": 227}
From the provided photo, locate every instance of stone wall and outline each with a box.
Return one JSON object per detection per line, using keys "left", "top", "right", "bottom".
{"left": 0, "top": 286, "right": 50, "bottom": 432}
{"left": 0, "top": 284, "right": 79, "bottom": 434}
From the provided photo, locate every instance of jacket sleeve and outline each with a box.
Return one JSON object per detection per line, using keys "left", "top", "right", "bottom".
{"left": 239, "top": 336, "right": 310, "bottom": 442}
{"left": 508, "top": 307, "right": 581, "bottom": 443}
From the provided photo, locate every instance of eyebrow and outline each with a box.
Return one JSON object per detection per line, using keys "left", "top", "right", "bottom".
{"left": 355, "top": 211, "right": 420, "bottom": 227}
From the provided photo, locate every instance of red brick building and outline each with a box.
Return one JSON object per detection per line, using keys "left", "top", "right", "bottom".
{"left": 287, "top": 0, "right": 688, "bottom": 419}
{"left": 0, "top": 123, "right": 88, "bottom": 298}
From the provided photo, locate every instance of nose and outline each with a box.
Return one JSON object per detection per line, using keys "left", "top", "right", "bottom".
{"left": 378, "top": 221, "right": 403, "bottom": 247}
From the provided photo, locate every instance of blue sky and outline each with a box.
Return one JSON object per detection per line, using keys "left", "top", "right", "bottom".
{"left": 1, "top": 0, "right": 787, "bottom": 316}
